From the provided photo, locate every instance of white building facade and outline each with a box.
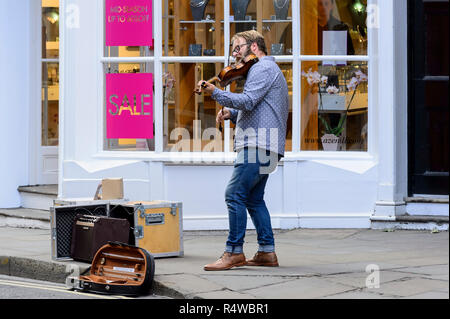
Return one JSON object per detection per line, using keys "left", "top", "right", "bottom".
{"left": 0, "top": 0, "right": 448, "bottom": 230}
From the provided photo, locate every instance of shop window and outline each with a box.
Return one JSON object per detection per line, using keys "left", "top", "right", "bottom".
{"left": 162, "top": 0, "right": 224, "bottom": 57}
{"left": 300, "top": 0, "right": 368, "bottom": 152}
{"left": 230, "top": 0, "right": 293, "bottom": 56}
{"left": 163, "top": 63, "right": 225, "bottom": 153}
{"left": 101, "top": 0, "right": 370, "bottom": 154}
{"left": 103, "top": 0, "right": 155, "bottom": 151}
{"left": 42, "top": 0, "right": 60, "bottom": 146}
{"left": 301, "top": 0, "right": 368, "bottom": 56}
{"left": 162, "top": 1, "right": 293, "bottom": 57}
{"left": 104, "top": 0, "right": 154, "bottom": 57}
{"left": 162, "top": 1, "right": 293, "bottom": 154}
{"left": 104, "top": 63, "right": 155, "bottom": 151}
{"left": 301, "top": 61, "right": 368, "bottom": 151}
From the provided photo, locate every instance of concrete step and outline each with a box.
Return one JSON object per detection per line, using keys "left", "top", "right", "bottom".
{"left": 18, "top": 185, "right": 57, "bottom": 211}
{"left": 0, "top": 208, "right": 50, "bottom": 229}
{"left": 371, "top": 214, "right": 449, "bottom": 231}
{"left": 405, "top": 196, "right": 449, "bottom": 216}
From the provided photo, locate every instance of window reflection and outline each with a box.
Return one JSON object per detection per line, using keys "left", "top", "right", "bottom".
{"left": 230, "top": 0, "right": 293, "bottom": 56}
{"left": 42, "top": 63, "right": 59, "bottom": 146}
{"left": 301, "top": 61, "right": 368, "bottom": 151}
{"left": 42, "top": 0, "right": 59, "bottom": 146}
{"left": 301, "top": 0, "right": 367, "bottom": 56}
{"left": 42, "top": 6, "right": 59, "bottom": 59}
{"left": 163, "top": 63, "right": 225, "bottom": 153}
{"left": 163, "top": 0, "right": 224, "bottom": 56}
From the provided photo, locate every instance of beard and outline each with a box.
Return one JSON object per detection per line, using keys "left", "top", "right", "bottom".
{"left": 236, "top": 47, "right": 253, "bottom": 63}
{"left": 244, "top": 46, "right": 253, "bottom": 57}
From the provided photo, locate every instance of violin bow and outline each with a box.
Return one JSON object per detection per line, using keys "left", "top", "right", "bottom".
{"left": 217, "top": 45, "right": 233, "bottom": 133}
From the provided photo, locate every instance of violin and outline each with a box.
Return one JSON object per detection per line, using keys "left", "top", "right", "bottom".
{"left": 194, "top": 54, "right": 259, "bottom": 95}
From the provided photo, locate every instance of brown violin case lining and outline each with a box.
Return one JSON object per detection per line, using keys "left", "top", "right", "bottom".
{"left": 76, "top": 242, "right": 155, "bottom": 296}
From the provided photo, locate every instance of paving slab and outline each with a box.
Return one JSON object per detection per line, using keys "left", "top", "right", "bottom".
{"left": 242, "top": 277, "right": 354, "bottom": 299}
{"left": 0, "top": 226, "right": 448, "bottom": 299}
{"left": 366, "top": 277, "right": 449, "bottom": 298}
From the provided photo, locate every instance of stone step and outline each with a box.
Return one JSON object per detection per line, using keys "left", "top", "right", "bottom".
{"left": 0, "top": 208, "right": 50, "bottom": 229}
{"left": 405, "top": 196, "right": 449, "bottom": 217}
{"left": 17, "top": 185, "right": 57, "bottom": 211}
{"left": 371, "top": 214, "right": 449, "bottom": 231}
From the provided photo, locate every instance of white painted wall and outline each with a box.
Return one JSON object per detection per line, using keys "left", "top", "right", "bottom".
{"left": 0, "top": 1, "right": 34, "bottom": 207}
{"left": 373, "top": 0, "right": 410, "bottom": 218}
{"left": 57, "top": 0, "right": 417, "bottom": 229}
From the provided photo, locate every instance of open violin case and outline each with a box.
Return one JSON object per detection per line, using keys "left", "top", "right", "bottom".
{"left": 72, "top": 242, "right": 155, "bottom": 296}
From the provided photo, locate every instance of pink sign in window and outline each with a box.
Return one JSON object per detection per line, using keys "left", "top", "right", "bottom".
{"left": 106, "top": 73, "right": 154, "bottom": 139}
{"left": 105, "top": 0, "right": 153, "bottom": 46}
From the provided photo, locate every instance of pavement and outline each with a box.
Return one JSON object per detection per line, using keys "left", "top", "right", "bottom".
{"left": 0, "top": 208, "right": 449, "bottom": 299}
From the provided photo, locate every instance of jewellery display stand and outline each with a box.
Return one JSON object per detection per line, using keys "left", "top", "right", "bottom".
{"left": 188, "top": 44, "right": 203, "bottom": 56}
{"left": 172, "top": 1, "right": 224, "bottom": 138}
{"left": 167, "top": 0, "right": 294, "bottom": 145}
{"left": 271, "top": 43, "right": 285, "bottom": 55}
{"left": 229, "top": 0, "right": 293, "bottom": 59}
{"left": 190, "top": 0, "right": 210, "bottom": 21}
{"left": 203, "top": 49, "right": 216, "bottom": 56}
{"left": 231, "top": 0, "right": 251, "bottom": 21}
{"left": 273, "top": 0, "right": 290, "bottom": 20}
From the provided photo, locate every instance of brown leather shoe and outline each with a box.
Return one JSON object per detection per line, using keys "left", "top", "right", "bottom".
{"left": 246, "top": 252, "right": 279, "bottom": 267}
{"left": 203, "top": 252, "right": 247, "bottom": 271}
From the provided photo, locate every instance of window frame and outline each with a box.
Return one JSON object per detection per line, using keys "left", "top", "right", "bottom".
{"left": 96, "top": 0, "right": 376, "bottom": 162}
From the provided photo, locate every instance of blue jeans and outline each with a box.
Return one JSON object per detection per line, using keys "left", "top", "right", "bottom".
{"left": 224, "top": 147, "right": 280, "bottom": 254}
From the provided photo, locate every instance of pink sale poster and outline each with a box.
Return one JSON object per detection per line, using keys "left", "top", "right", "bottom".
{"left": 106, "top": 73, "right": 154, "bottom": 139}
{"left": 105, "top": 0, "right": 153, "bottom": 46}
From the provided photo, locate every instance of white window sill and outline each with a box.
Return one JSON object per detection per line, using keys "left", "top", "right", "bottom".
{"left": 92, "top": 151, "right": 375, "bottom": 165}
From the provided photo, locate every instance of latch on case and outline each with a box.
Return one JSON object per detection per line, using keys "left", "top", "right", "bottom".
{"left": 134, "top": 226, "right": 144, "bottom": 239}
{"left": 170, "top": 203, "right": 177, "bottom": 216}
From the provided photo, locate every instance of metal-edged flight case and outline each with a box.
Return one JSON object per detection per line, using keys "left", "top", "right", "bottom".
{"left": 51, "top": 200, "right": 183, "bottom": 261}
{"left": 109, "top": 201, "right": 184, "bottom": 258}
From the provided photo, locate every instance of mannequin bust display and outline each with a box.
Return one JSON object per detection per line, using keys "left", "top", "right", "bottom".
{"left": 273, "top": 0, "right": 290, "bottom": 20}
{"left": 190, "top": 0, "right": 210, "bottom": 21}
{"left": 231, "top": 0, "right": 251, "bottom": 21}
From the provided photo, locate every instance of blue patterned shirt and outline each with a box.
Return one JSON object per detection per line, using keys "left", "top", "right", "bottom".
{"left": 211, "top": 56, "right": 289, "bottom": 156}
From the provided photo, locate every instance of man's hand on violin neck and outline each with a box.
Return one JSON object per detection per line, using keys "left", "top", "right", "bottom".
{"left": 197, "top": 80, "right": 216, "bottom": 94}
{"left": 216, "top": 108, "right": 231, "bottom": 124}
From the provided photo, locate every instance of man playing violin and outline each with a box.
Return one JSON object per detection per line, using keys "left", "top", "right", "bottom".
{"left": 198, "top": 30, "right": 289, "bottom": 271}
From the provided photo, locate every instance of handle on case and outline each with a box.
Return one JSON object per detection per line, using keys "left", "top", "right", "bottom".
{"left": 108, "top": 241, "right": 137, "bottom": 248}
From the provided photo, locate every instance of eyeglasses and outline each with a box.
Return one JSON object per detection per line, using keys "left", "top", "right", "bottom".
{"left": 232, "top": 42, "right": 251, "bottom": 54}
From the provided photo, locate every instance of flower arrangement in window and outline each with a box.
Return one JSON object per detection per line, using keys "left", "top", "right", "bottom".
{"left": 163, "top": 72, "right": 176, "bottom": 104}
{"left": 302, "top": 68, "right": 368, "bottom": 150}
